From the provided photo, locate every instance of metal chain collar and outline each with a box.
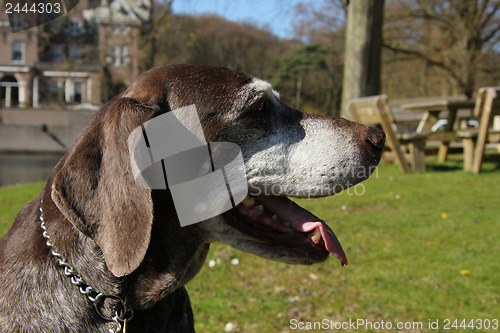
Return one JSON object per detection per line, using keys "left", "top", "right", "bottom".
{"left": 39, "top": 201, "right": 134, "bottom": 333}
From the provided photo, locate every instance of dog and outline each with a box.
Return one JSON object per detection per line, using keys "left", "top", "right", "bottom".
{"left": 0, "top": 64, "right": 384, "bottom": 332}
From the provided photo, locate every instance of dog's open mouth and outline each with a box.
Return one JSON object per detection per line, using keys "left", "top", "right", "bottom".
{"left": 225, "top": 194, "right": 348, "bottom": 266}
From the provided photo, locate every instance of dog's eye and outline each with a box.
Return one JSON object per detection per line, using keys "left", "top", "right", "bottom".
{"left": 241, "top": 98, "right": 268, "bottom": 116}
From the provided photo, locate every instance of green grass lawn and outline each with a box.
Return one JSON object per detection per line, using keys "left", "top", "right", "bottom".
{"left": 0, "top": 181, "right": 45, "bottom": 235}
{"left": 1, "top": 158, "right": 499, "bottom": 332}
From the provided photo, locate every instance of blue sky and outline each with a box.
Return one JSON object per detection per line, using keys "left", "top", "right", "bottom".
{"left": 170, "top": 0, "right": 308, "bottom": 39}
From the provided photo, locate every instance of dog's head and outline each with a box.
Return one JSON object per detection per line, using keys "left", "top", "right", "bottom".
{"left": 49, "top": 65, "right": 384, "bottom": 286}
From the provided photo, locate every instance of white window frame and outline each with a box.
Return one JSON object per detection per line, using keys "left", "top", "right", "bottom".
{"left": 11, "top": 40, "right": 25, "bottom": 64}
{"left": 109, "top": 45, "right": 129, "bottom": 67}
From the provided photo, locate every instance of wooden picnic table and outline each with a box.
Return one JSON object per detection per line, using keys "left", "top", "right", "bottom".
{"left": 401, "top": 98, "right": 475, "bottom": 162}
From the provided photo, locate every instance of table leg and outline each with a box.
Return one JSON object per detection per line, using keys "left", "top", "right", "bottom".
{"left": 409, "top": 139, "right": 426, "bottom": 172}
{"left": 416, "top": 111, "right": 438, "bottom": 133}
{"left": 462, "top": 137, "right": 475, "bottom": 171}
{"left": 494, "top": 116, "right": 500, "bottom": 153}
{"left": 437, "top": 107, "right": 458, "bottom": 162}
{"left": 472, "top": 103, "right": 493, "bottom": 174}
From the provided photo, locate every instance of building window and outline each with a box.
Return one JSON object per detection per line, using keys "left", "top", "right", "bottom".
{"left": 68, "top": 45, "right": 83, "bottom": 61}
{"left": 0, "top": 75, "right": 19, "bottom": 107}
{"left": 10, "top": 13, "right": 26, "bottom": 31}
{"left": 109, "top": 24, "right": 131, "bottom": 36}
{"left": 73, "top": 81, "right": 82, "bottom": 104}
{"left": 11, "top": 40, "right": 25, "bottom": 63}
{"left": 52, "top": 45, "right": 64, "bottom": 62}
{"left": 107, "top": 45, "right": 129, "bottom": 67}
{"left": 48, "top": 80, "right": 64, "bottom": 106}
{"left": 66, "top": 18, "right": 86, "bottom": 37}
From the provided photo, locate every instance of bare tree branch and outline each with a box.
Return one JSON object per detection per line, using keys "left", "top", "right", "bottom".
{"left": 385, "top": 0, "right": 500, "bottom": 97}
{"left": 384, "top": 43, "right": 444, "bottom": 69}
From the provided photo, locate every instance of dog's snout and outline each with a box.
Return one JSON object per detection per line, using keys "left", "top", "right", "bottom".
{"left": 365, "top": 126, "right": 386, "bottom": 149}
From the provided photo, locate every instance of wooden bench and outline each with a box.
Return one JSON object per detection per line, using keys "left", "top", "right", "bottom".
{"left": 401, "top": 98, "right": 476, "bottom": 163}
{"left": 457, "top": 87, "right": 500, "bottom": 173}
{"left": 347, "top": 95, "right": 430, "bottom": 173}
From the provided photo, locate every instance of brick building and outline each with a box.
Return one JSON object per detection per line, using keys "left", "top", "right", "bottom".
{"left": 0, "top": 0, "right": 151, "bottom": 108}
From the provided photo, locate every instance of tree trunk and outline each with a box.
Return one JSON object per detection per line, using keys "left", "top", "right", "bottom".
{"left": 341, "top": 0, "right": 385, "bottom": 118}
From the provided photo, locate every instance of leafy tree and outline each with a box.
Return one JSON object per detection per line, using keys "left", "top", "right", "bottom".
{"left": 272, "top": 44, "right": 333, "bottom": 109}
{"left": 151, "top": 14, "right": 294, "bottom": 78}
{"left": 138, "top": 0, "right": 174, "bottom": 72}
{"left": 290, "top": 0, "right": 384, "bottom": 116}
{"left": 100, "top": 67, "right": 126, "bottom": 103}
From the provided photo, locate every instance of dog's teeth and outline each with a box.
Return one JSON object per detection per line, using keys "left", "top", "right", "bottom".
{"left": 271, "top": 215, "right": 278, "bottom": 221}
{"left": 242, "top": 196, "right": 256, "bottom": 206}
{"left": 310, "top": 228, "right": 321, "bottom": 243}
{"left": 283, "top": 220, "right": 291, "bottom": 227}
{"left": 255, "top": 204, "right": 264, "bottom": 211}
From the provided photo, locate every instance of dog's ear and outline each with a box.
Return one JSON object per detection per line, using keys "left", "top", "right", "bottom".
{"left": 51, "top": 98, "right": 158, "bottom": 277}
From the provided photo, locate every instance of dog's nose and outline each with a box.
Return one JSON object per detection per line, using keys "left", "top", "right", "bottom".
{"left": 365, "top": 126, "right": 386, "bottom": 149}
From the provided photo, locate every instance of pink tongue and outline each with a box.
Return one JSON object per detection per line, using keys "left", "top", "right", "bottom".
{"left": 255, "top": 195, "right": 348, "bottom": 266}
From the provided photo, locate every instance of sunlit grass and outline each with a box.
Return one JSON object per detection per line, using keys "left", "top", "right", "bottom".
{"left": 0, "top": 181, "right": 45, "bottom": 235}
{"left": 189, "top": 160, "right": 500, "bottom": 332}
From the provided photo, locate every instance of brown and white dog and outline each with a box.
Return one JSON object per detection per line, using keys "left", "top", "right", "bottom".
{"left": 0, "top": 65, "right": 384, "bottom": 332}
